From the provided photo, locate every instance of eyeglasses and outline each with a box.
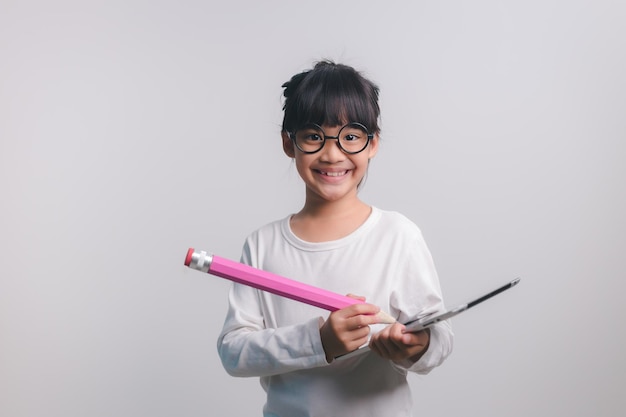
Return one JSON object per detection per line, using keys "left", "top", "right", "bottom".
{"left": 288, "top": 122, "right": 374, "bottom": 154}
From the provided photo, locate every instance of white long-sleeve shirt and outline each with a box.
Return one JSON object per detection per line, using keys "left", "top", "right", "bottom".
{"left": 217, "top": 207, "right": 453, "bottom": 417}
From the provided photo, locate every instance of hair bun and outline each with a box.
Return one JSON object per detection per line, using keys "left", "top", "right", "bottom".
{"left": 281, "top": 70, "right": 310, "bottom": 100}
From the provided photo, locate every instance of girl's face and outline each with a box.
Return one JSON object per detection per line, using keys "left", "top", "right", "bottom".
{"left": 282, "top": 123, "right": 379, "bottom": 205}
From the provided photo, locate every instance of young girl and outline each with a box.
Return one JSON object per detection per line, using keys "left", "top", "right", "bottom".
{"left": 217, "top": 60, "right": 453, "bottom": 417}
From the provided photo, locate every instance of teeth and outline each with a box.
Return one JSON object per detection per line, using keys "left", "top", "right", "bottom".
{"left": 321, "top": 171, "right": 347, "bottom": 177}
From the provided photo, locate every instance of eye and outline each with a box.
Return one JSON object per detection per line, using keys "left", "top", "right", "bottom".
{"left": 341, "top": 127, "right": 366, "bottom": 142}
{"left": 296, "top": 127, "right": 324, "bottom": 141}
{"left": 306, "top": 133, "right": 323, "bottom": 142}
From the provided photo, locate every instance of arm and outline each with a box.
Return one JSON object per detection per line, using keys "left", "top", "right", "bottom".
{"left": 369, "top": 220, "right": 454, "bottom": 373}
{"left": 217, "top": 283, "right": 385, "bottom": 376}
{"left": 216, "top": 282, "right": 329, "bottom": 377}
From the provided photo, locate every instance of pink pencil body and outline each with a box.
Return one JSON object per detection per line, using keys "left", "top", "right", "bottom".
{"left": 184, "top": 248, "right": 395, "bottom": 323}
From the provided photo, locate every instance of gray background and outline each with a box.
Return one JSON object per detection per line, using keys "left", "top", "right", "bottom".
{"left": 1, "top": 1, "right": 625, "bottom": 416}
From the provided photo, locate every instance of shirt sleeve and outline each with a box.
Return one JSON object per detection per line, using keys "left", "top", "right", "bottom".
{"left": 216, "top": 242, "right": 329, "bottom": 378}
{"left": 389, "top": 221, "right": 454, "bottom": 374}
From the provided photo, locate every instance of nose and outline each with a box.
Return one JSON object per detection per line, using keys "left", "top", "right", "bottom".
{"left": 318, "top": 136, "right": 345, "bottom": 161}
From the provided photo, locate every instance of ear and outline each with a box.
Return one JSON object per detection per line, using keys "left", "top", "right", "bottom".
{"left": 282, "top": 131, "right": 295, "bottom": 158}
{"left": 366, "top": 133, "right": 380, "bottom": 159}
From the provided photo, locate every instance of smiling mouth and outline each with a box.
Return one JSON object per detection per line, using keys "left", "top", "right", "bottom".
{"left": 318, "top": 170, "right": 348, "bottom": 177}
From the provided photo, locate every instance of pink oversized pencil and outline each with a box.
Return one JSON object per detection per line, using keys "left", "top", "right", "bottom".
{"left": 184, "top": 248, "right": 396, "bottom": 323}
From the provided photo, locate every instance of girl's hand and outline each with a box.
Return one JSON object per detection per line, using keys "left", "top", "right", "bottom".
{"left": 319, "top": 295, "right": 382, "bottom": 362}
{"left": 369, "top": 323, "right": 430, "bottom": 364}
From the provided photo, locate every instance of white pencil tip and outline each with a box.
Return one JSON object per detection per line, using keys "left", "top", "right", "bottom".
{"left": 376, "top": 310, "right": 396, "bottom": 324}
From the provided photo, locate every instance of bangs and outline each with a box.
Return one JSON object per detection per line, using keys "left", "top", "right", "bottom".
{"left": 283, "top": 63, "right": 380, "bottom": 133}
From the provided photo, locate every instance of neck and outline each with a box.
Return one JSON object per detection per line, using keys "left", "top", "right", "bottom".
{"left": 290, "top": 191, "right": 372, "bottom": 242}
{"left": 300, "top": 189, "right": 367, "bottom": 218}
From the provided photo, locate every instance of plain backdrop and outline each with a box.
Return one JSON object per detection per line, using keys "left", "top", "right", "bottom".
{"left": 1, "top": 1, "right": 625, "bottom": 416}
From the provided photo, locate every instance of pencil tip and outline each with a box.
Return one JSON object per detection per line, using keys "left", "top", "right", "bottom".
{"left": 376, "top": 310, "right": 396, "bottom": 324}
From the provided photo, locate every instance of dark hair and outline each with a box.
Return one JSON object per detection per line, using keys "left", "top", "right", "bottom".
{"left": 281, "top": 60, "right": 381, "bottom": 134}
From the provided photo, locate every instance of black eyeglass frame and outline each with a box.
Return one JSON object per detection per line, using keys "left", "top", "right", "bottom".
{"left": 288, "top": 122, "right": 374, "bottom": 155}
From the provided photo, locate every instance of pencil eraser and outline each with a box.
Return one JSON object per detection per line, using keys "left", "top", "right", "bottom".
{"left": 184, "top": 248, "right": 195, "bottom": 266}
